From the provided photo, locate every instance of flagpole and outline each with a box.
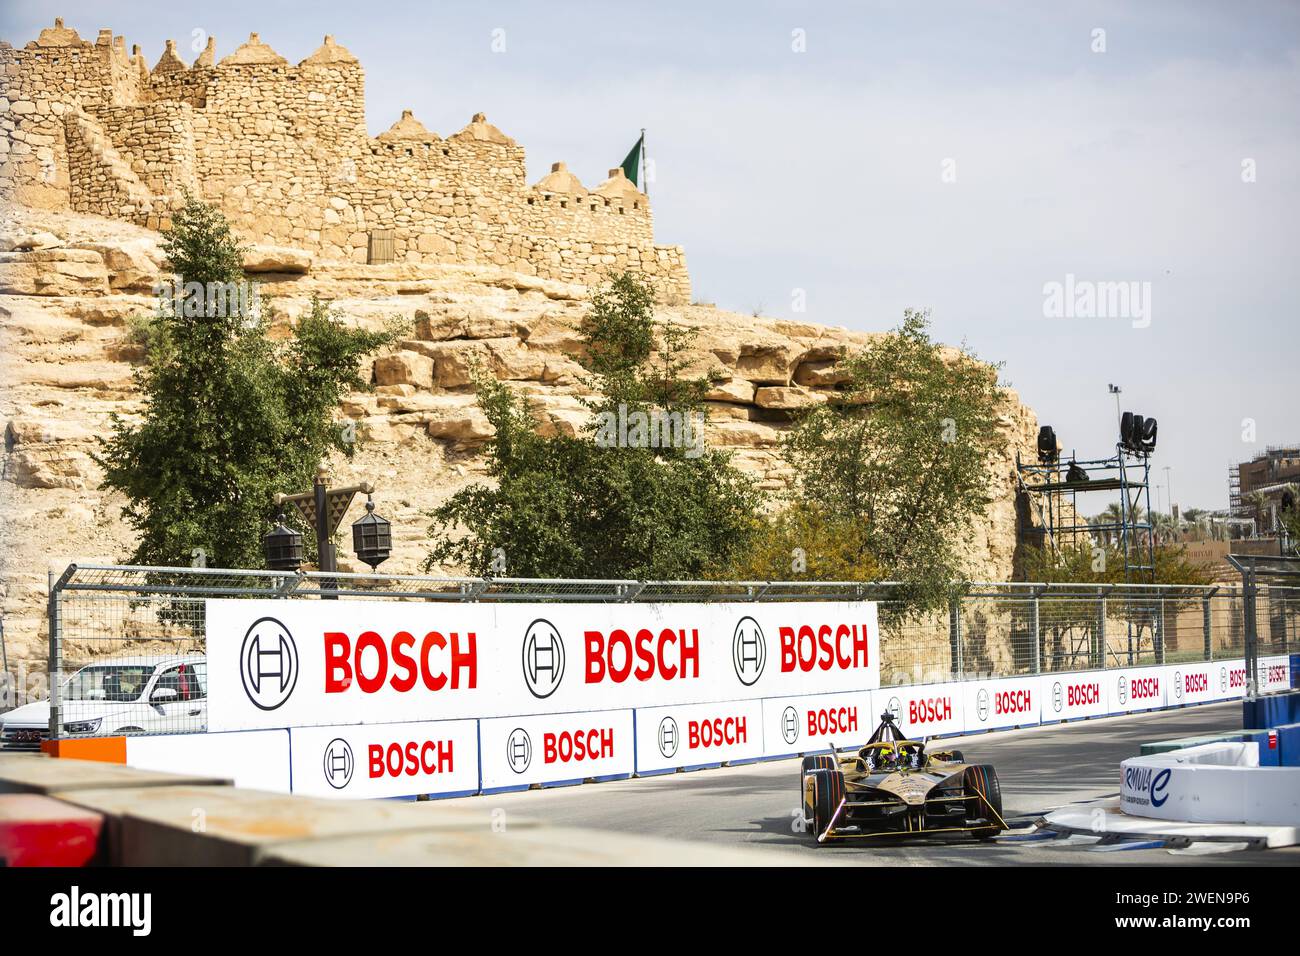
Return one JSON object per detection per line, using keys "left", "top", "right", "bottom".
{"left": 640, "top": 127, "right": 647, "bottom": 200}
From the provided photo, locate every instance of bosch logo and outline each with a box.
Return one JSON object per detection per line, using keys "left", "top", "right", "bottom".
{"left": 807, "top": 706, "right": 857, "bottom": 737}
{"left": 1131, "top": 676, "right": 1160, "bottom": 701}
{"left": 522, "top": 619, "right": 565, "bottom": 699}
{"left": 777, "top": 623, "right": 870, "bottom": 674}
{"left": 996, "top": 689, "right": 1032, "bottom": 715}
{"left": 908, "top": 697, "right": 952, "bottom": 725}
{"left": 732, "top": 616, "right": 766, "bottom": 686}
{"left": 506, "top": 727, "right": 533, "bottom": 774}
{"left": 1173, "top": 671, "right": 1183, "bottom": 699}
{"left": 781, "top": 706, "right": 799, "bottom": 745}
{"left": 1220, "top": 667, "right": 1228, "bottom": 692}
{"left": 1185, "top": 672, "right": 1208, "bottom": 695}
{"left": 1151, "top": 768, "right": 1172, "bottom": 807}
{"left": 658, "top": 716, "right": 679, "bottom": 758}
{"left": 240, "top": 617, "right": 298, "bottom": 711}
{"left": 1051, "top": 681, "right": 1063, "bottom": 713}
{"left": 976, "top": 688, "right": 990, "bottom": 722}
{"left": 886, "top": 696, "right": 901, "bottom": 721}
{"left": 1067, "top": 683, "right": 1100, "bottom": 707}
{"left": 1117, "top": 676, "right": 1128, "bottom": 705}
{"left": 322, "top": 737, "right": 354, "bottom": 789}
{"left": 583, "top": 627, "right": 699, "bottom": 684}
{"left": 689, "top": 716, "right": 748, "bottom": 750}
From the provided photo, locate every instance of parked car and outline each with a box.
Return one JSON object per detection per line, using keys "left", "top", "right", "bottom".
{"left": 0, "top": 655, "right": 206, "bottom": 752}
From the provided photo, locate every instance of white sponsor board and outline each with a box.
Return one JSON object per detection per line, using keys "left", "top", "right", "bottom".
{"left": 1106, "top": 666, "right": 1167, "bottom": 714}
{"left": 760, "top": 691, "right": 874, "bottom": 757}
{"left": 126, "top": 729, "right": 290, "bottom": 792}
{"left": 205, "top": 598, "right": 879, "bottom": 732}
{"left": 1167, "top": 661, "right": 1224, "bottom": 706}
{"left": 478, "top": 709, "right": 634, "bottom": 790}
{"left": 1259, "top": 656, "right": 1292, "bottom": 694}
{"left": 634, "top": 698, "right": 764, "bottom": 772}
{"left": 1040, "top": 670, "right": 1108, "bottom": 721}
{"left": 962, "top": 676, "right": 1039, "bottom": 732}
{"left": 877, "top": 682, "right": 964, "bottom": 738}
{"left": 289, "top": 719, "right": 479, "bottom": 799}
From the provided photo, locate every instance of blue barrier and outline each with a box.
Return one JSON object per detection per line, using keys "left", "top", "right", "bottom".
{"left": 1274, "top": 722, "right": 1300, "bottom": 768}
{"left": 1243, "top": 729, "right": 1282, "bottom": 767}
{"left": 1292, "top": 654, "right": 1300, "bottom": 689}
{"left": 1243, "top": 689, "right": 1300, "bottom": 730}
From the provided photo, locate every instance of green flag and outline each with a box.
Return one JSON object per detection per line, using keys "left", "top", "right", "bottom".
{"left": 620, "top": 133, "right": 643, "bottom": 187}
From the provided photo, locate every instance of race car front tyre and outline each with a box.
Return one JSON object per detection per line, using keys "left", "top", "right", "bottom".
{"left": 808, "top": 767, "right": 846, "bottom": 843}
{"left": 946, "top": 749, "right": 965, "bottom": 763}
{"left": 800, "top": 755, "right": 837, "bottom": 822}
{"left": 963, "top": 764, "right": 1003, "bottom": 840}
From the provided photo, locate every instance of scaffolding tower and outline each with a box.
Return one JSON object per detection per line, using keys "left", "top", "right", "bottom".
{"left": 1016, "top": 445, "right": 1156, "bottom": 584}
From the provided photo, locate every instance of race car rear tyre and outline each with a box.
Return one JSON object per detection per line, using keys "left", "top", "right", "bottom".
{"left": 963, "top": 764, "right": 1003, "bottom": 840}
{"left": 809, "top": 767, "right": 846, "bottom": 843}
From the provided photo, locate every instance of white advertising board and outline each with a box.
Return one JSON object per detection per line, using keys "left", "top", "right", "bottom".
{"left": 1106, "top": 666, "right": 1167, "bottom": 714}
{"left": 633, "top": 698, "right": 765, "bottom": 772}
{"left": 288, "top": 719, "right": 479, "bottom": 799}
{"left": 1167, "top": 660, "right": 1227, "bottom": 706}
{"left": 961, "top": 676, "right": 1039, "bottom": 732}
{"left": 1040, "top": 670, "right": 1109, "bottom": 722}
{"left": 478, "top": 709, "right": 634, "bottom": 790}
{"left": 125, "top": 729, "right": 291, "bottom": 793}
{"left": 1259, "top": 656, "right": 1292, "bottom": 694}
{"left": 876, "top": 682, "right": 964, "bottom": 738}
{"left": 206, "top": 598, "right": 879, "bottom": 732}
{"left": 760, "top": 690, "right": 874, "bottom": 757}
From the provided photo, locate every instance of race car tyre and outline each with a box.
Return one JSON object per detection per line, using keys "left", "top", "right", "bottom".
{"left": 800, "top": 755, "right": 837, "bottom": 821}
{"left": 809, "top": 767, "right": 846, "bottom": 842}
{"left": 963, "top": 764, "right": 1003, "bottom": 840}
{"left": 946, "top": 750, "right": 965, "bottom": 763}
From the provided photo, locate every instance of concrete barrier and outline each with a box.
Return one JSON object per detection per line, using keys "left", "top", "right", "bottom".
{"left": 1243, "top": 689, "right": 1300, "bottom": 730}
{"left": 1120, "top": 741, "right": 1300, "bottom": 827}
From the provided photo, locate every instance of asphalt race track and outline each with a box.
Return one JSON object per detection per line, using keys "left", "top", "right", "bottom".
{"left": 439, "top": 702, "right": 1299, "bottom": 865}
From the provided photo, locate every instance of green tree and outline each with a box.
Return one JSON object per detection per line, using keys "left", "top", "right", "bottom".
{"left": 779, "top": 309, "right": 1004, "bottom": 609}
{"left": 96, "top": 196, "right": 399, "bottom": 569}
{"left": 423, "top": 271, "right": 763, "bottom": 578}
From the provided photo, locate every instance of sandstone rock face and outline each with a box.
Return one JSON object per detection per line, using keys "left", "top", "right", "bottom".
{"left": 242, "top": 245, "right": 314, "bottom": 274}
{"left": 0, "top": 248, "right": 110, "bottom": 296}
{"left": 0, "top": 206, "right": 1044, "bottom": 692}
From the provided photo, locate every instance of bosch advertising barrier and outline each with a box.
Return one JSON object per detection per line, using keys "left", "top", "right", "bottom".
{"left": 634, "top": 698, "right": 765, "bottom": 773}
{"left": 288, "top": 719, "right": 479, "bottom": 799}
{"left": 1105, "top": 666, "right": 1167, "bottom": 714}
{"left": 877, "top": 682, "right": 965, "bottom": 737}
{"left": 1040, "top": 669, "right": 1109, "bottom": 722}
{"left": 478, "top": 709, "right": 635, "bottom": 790}
{"left": 961, "top": 676, "right": 1038, "bottom": 732}
{"left": 760, "top": 690, "right": 874, "bottom": 757}
{"left": 205, "top": 598, "right": 880, "bottom": 732}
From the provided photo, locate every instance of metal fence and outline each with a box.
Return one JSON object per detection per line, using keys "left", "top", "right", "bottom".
{"left": 5, "top": 564, "right": 1296, "bottom": 748}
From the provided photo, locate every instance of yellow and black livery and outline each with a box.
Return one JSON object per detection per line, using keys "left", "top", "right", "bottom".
{"left": 800, "top": 711, "right": 1006, "bottom": 843}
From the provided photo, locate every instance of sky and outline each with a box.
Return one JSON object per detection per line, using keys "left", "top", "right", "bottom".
{"left": 4, "top": 1, "right": 1297, "bottom": 511}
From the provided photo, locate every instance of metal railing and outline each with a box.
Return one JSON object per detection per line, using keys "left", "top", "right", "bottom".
{"left": 11, "top": 564, "right": 1297, "bottom": 746}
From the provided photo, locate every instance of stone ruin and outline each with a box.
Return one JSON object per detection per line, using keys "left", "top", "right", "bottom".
{"left": 0, "top": 19, "right": 690, "bottom": 299}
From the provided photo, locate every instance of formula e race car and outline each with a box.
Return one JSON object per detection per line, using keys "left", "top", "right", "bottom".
{"left": 800, "top": 711, "right": 1006, "bottom": 844}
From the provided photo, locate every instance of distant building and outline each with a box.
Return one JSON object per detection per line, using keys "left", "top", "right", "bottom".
{"left": 1230, "top": 444, "right": 1300, "bottom": 534}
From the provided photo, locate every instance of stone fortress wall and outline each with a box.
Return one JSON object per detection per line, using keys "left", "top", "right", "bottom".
{"left": 0, "top": 19, "right": 691, "bottom": 299}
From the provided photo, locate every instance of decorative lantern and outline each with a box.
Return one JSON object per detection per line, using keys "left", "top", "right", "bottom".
{"left": 263, "top": 512, "right": 304, "bottom": 571}
{"left": 351, "top": 497, "right": 392, "bottom": 570}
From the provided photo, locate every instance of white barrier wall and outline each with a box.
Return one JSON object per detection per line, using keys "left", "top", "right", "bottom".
{"left": 205, "top": 598, "right": 880, "bottom": 732}
{"left": 288, "top": 719, "right": 479, "bottom": 799}
{"left": 1120, "top": 741, "right": 1300, "bottom": 827}
{"left": 128, "top": 596, "right": 1288, "bottom": 799}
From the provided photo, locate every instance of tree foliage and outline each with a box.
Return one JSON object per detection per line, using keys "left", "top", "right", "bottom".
{"left": 777, "top": 309, "right": 1005, "bottom": 608}
{"left": 423, "top": 271, "right": 763, "bottom": 578}
{"left": 96, "top": 196, "right": 399, "bottom": 569}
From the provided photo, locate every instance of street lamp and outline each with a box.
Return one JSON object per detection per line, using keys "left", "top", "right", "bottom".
{"left": 351, "top": 496, "right": 392, "bottom": 570}
{"left": 263, "top": 512, "right": 304, "bottom": 572}
{"left": 266, "top": 466, "right": 389, "bottom": 594}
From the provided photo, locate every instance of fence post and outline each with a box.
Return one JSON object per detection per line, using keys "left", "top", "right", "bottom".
{"left": 1156, "top": 596, "right": 1166, "bottom": 665}
{"left": 47, "top": 573, "right": 62, "bottom": 742}
{"left": 1202, "top": 592, "right": 1213, "bottom": 662}
{"left": 1095, "top": 588, "right": 1107, "bottom": 669}
{"left": 1031, "top": 590, "right": 1042, "bottom": 674}
{"left": 948, "top": 598, "right": 962, "bottom": 680}
{"left": 1243, "top": 564, "right": 1258, "bottom": 699}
